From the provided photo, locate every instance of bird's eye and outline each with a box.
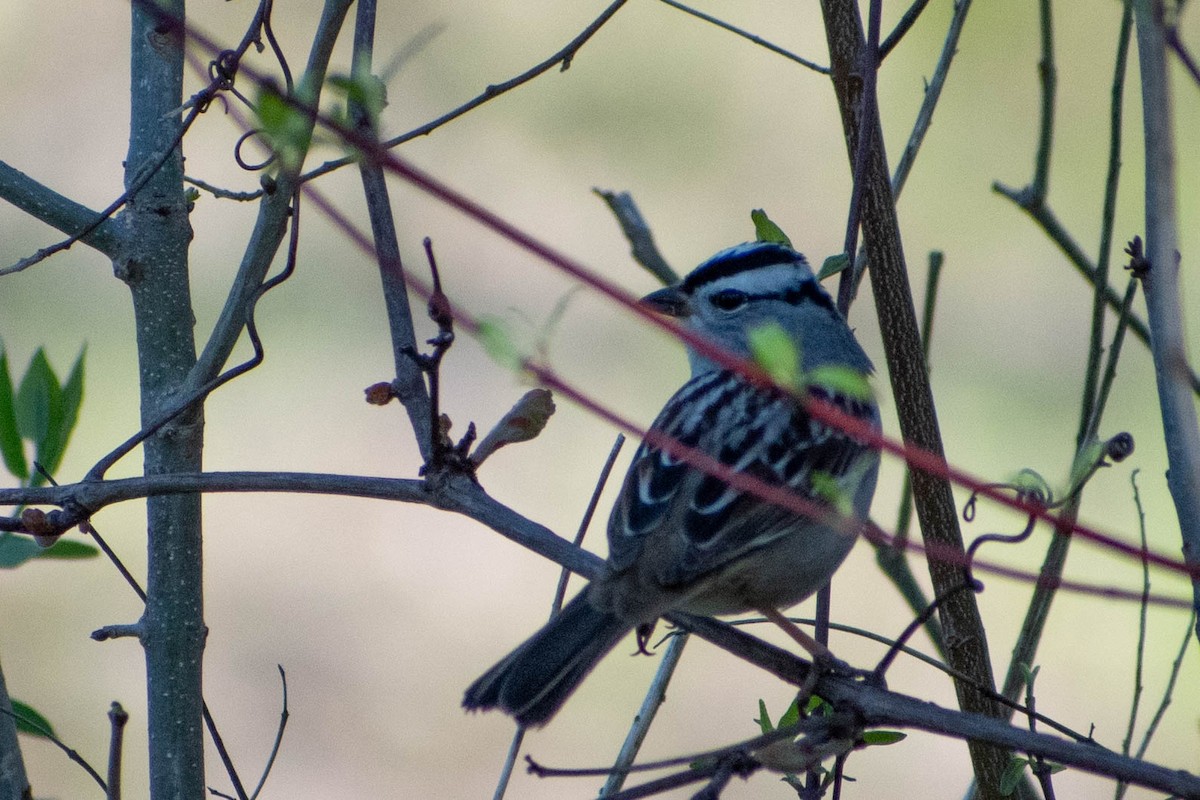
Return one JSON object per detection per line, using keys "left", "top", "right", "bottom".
{"left": 709, "top": 289, "right": 748, "bottom": 312}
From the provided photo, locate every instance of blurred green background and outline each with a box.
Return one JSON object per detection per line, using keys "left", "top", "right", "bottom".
{"left": 0, "top": 0, "right": 1197, "bottom": 797}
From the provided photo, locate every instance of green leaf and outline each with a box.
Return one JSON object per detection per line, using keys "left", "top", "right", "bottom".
{"left": 33, "top": 539, "right": 99, "bottom": 560}
{"left": 477, "top": 317, "right": 524, "bottom": 371}
{"left": 256, "top": 87, "right": 291, "bottom": 132}
{"left": 807, "top": 365, "right": 875, "bottom": 402}
{"left": 0, "top": 534, "right": 98, "bottom": 568}
{"left": 999, "top": 757, "right": 1029, "bottom": 796}
{"left": 861, "top": 730, "right": 906, "bottom": 746}
{"left": 0, "top": 345, "right": 28, "bottom": 480}
{"left": 755, "top": 699, "right": 774, "bottom": 733}
{"left": 1019, "top": 662, "right": 1040, "bottom": 685}
{"left": 1011, "top": 469, "right": 1051, "bottom": 502}
{"left": 255, "top": 86, "right": 310, "bottom": 172}
{"left": 748, "top": 322, "right": 800, "bottom": 388}
{"left": 38, "top": 346, "right": 85, "bottom": 479}
{"left": 776, "top": 697, "right": 800, "bottom": 729}
{"left": 11, "top": 700, "right": 55, "bottom": 738}
{"left": 14, "top": 349, "right": 58, "bottom": 446}
{"left": 1069, "top": 439, "right": 1105, "bottom": 486}
{"left": 15, "top": 350, "right": 63, "bottom": 487}
{"left": 817, "top": 253, "right": 851, "bottom": 281}
{"left": 751, "top": 210, "right": 792, "bottom": 248}
{"left": 0, "top": 534, "right": 42, "bottom": 568}
{"left": 329, "top": 65, "right": 388, "bottom": 125}
{"left": 810, "top": 471, "right": 851, "bottom": 515}
{"left": 803, "top": 694, "right": 831, "bottom": 716}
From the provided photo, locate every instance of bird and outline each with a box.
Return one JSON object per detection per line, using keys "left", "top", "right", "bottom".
{"left": 463, "top": 241, "right": 881, "bottom": 727}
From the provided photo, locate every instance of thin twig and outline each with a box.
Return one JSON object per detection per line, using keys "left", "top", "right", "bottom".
{"left": 249, "top": 666, "right": 289, "bottom": 800}
{"left": 1114, "top": 470, "right": 1148, "bottom": 800}
{"left": 879, "top": 0, "right": 931, "bottom": 59}
{"left": 1091, "top": 276, "right": 1139, "bottom": 441}
{"left": 890, "top": 0, "right": 973, "bottom": 197}
{"left": 184, "top": 174, "right": 263, "bottom": 201}
{"left": 106, "top": 702, "right": 128, "bottom": 800}
{"left": 600, "top": 634, "right": 688, "bottom": 796}
{"left": 1031, "top": 0, "right": 1056, "bottom": 200}
{"left": 999, "top": 0, "right": 1134, "bottom": 711}
{"left": 351, "top": 0, "right": 434, "bottom": 461}
{"left": 1132, "top": 610, "right": 1196, "bottom": 761}
{"left": 1164, "top": 22, "right": 1200, "bottom": 87}
{"left": 0, "top": 104, "right": 200, "bottom": 276}
{"left": 594, "top": 189, "right": 678, "bottom": 286}
{"left": 0, "top": 706, "right": 106, "bottom": 791}
{"left": 1022, "top": 668, "right": 1058, "bottom": 800}
{"left": 294, "top": 0, "right": 631, "bottom": 192}
{"left": 654, "top": 0, "right": 829, "bottom": 74}
{"left": 493, "top": 435, "right": 625, "bottom": 800}
{"left": 1079, "top": 0, "right": 1134, "bottom": 447}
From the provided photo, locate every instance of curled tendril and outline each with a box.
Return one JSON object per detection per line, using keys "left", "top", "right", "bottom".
{"left": 961, "top": 474, "right": 1046, "bottom": 522}
{"left": 960, "top": 470, "right": 1052, "bottom": 592}
{"left": 957, "top": 433, "right": 1132, "bottom": 592}
{"left": 234, "top": 129, "right": 276, "bottom": 172}
{"left": 209, "top": 49, "right": 239, "bottom": 89}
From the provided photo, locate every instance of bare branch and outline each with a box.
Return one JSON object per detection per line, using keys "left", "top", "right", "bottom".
{"left": 654, "top": 0, "right": 829, "bottom": 74}
{"left": 0, "top": 160, "right": 122, "bottom": 270}
{"left": 1133, "top": 0, "right": 1200, "bottom": 634}
{"left": 351, "top": 0, "right": 434, "bottom": 461}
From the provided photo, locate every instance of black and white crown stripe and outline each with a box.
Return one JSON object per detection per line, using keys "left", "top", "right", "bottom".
{"left": 681, "top": 242, "right": 810, "bottom": 292}
{"left": 682, "top": 242, "right": 840, "bottom": 317}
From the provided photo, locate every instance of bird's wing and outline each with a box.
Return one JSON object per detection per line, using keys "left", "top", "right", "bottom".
{"left": 607, "top": 370, "right": 877, "bottom": 587}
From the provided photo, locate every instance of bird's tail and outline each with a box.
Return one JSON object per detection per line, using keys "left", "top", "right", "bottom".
{"left": 463, "top": 591, "right": 631, "bottom": 727}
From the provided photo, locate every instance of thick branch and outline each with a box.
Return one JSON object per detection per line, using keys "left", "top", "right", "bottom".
{"left": 0, "top": 472, "right": 598, "bottom": 579}
{"left": 123, "top": 1, "right": 205, "bottom": 797}
{"left": 4, "top": 469, "right": 1195, "bottom": 795}
{"left": 817, "top": 2, "right": 1010, "bottom": 797}
{"left": 0, "top": 160, "right": 122, "bottom": 265}
{"left": 673, "top": 616, "right": 1200, "bottom": 797}
{"left": 1133, "top": 0, "right": 1200, "bottom": 633}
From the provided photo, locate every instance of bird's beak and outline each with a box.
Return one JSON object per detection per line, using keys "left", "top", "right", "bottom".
{"left": 640, "top": 286, "right": 690, "bottom": 317}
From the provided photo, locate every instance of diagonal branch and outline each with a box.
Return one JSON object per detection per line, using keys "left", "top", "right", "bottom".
{"left": 191, "top": 0, "right": 354, "bottom": 388}
{"left": 0, "top": 160, "right": 123, "bottom": 270}
{"left": 350, "top": 0, "right": 434, "bottom": 461}
{"left": 817, "top": 1, "right": 1010, "bottom": 796}
{"left": 294, "top": 0, "right": 631, "bottom": 191}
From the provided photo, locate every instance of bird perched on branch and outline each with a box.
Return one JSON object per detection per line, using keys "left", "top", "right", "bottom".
{"left": 464, "top": 241, "right": 881, "bottom": 726}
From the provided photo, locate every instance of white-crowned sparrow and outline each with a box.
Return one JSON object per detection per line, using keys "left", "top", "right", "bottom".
{"left": 464, "top": 241, "right": 881, "bottom": 726}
